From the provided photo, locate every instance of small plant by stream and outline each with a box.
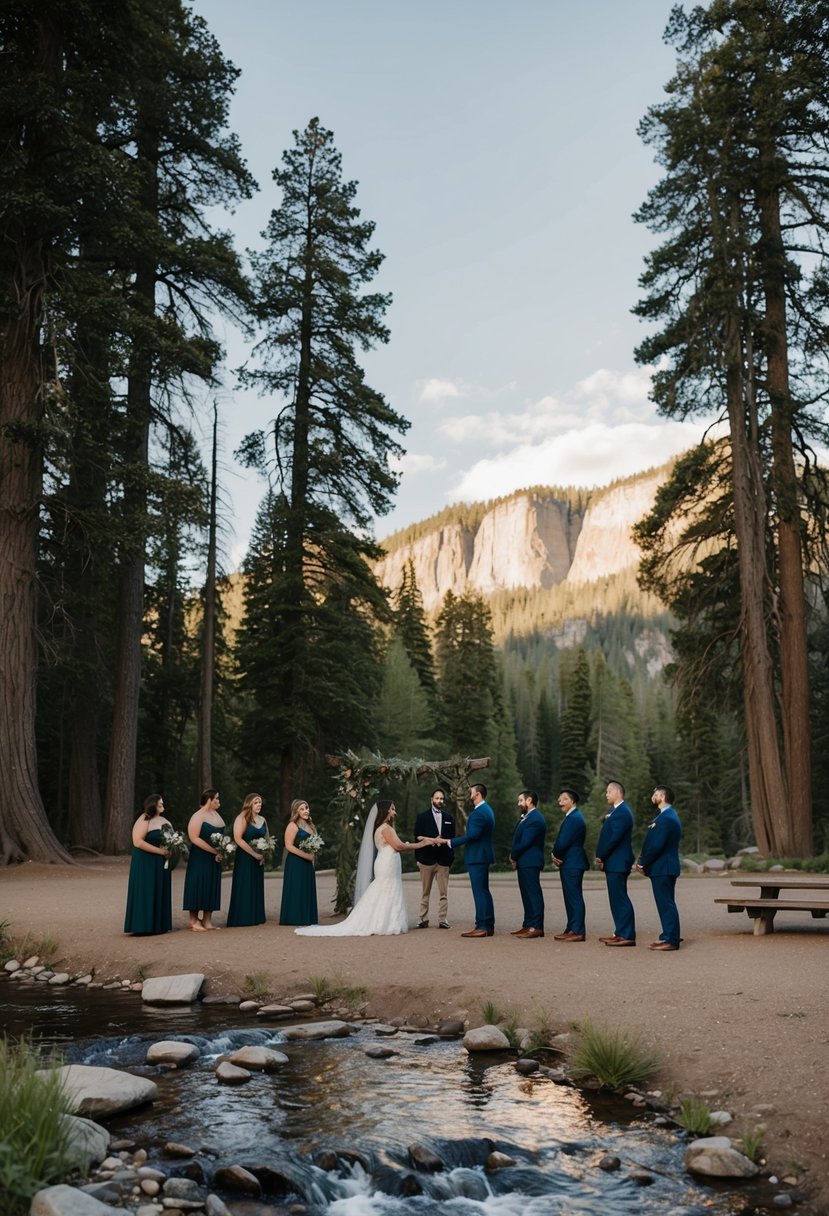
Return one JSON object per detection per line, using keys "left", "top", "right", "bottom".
{"left": 0, "top": 1037, "right": 72, "bottom": 1216}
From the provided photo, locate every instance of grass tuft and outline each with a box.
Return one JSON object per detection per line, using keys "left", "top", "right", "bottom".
{"left": 309, "top": 971, "right": 367, "bottom": 1009}
{"left": 676, "top": 1095, "right": 714, "bottom": 1135}
{"left": 241, "top": 971, "right": 271, "bottom": 1000}
{"left": 567, "top": 1018, "right": 660, "bottom": 1091}
{"left": 0, "top": 1037, "right": 73, "bottom": 1216}
{"left": 480, "top": 999, "right": 502, "bottom": 1025}
{"left": 738, "top": 1123, "right": 766, "bottom": 1163}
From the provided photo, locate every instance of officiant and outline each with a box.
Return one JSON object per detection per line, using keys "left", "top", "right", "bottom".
{"left": 414, "top": 788, "right": 454, "bottom": 929}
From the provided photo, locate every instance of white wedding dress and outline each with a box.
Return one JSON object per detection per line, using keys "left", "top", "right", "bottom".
{"left": 295, "top": 827, "right": 408, "bottom": 937}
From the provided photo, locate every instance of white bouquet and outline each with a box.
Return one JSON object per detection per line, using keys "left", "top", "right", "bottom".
{"left": 298, "top": 832, "right": 325, "bottom": 855}
{"left": 159, "top": 825, "right": 188, "bottom": 871}
{"left": 210, "top": 831, "right": 237, "bottom": 868}
{"left": 251, "top": 833, "right": 278, "bottom": 863}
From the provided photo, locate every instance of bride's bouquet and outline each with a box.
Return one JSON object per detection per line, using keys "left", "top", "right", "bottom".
{"left": 251, "top": 833, "right": 278, "bottom": 864}
{"left": 159, "top": 825, "right": 189, "bottom": 871}
{"left": 210, "top": 831, "right": 237, "bottom": 868}
{"left": 298, "top": 832, "right": 325, "bottom": 855}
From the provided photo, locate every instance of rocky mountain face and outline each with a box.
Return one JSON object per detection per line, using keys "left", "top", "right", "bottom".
{"left": 376, "top": 469, "right": 664, "bottom": 611}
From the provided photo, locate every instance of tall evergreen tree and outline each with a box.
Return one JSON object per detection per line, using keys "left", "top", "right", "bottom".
{"left": 237, "top": 118, "right": 408, "bottom": 816}
{"left": 395, "top": 560, "right": 438, "bottom": 708}
{"left": 558, "top": 649, "right": 592, "bottom": 792}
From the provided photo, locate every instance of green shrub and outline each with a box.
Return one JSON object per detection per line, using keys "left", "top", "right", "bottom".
{"left": 738, "top": 1123, "right": 766, "bottom": 1163}
{"left": 480, "top": 999, "right": 503, "bottom": 1025}
{"left": 567, "top": 1019, "right": 660, "bottom": 1091}
{"left": 0, "top": 1038, "right": 72, "bottom": 1216}
{"left": 676, "top": 1095, "right": 713, "bottom": 1135}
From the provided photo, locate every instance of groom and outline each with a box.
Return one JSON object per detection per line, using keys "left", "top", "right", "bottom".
{"left": 444, "top": 783, "right": 495, "bottom": 937}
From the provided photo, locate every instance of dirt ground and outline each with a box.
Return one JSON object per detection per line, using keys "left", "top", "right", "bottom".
{"left": 2, "top": 860, "right": 827, "bottom": 1205}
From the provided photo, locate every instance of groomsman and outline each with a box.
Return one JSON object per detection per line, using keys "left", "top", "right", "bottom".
{"left": 635, "top": 785, "right": 682, "bottom": 951}
{"left": 445, "top": 784, "right": 495, "bottom": 937}
{"left": 551, "top": 787, "right": 589, "bottom": 941}
{"left": 414, "top": 788, "right": 454, "bottom": 928}
{"left": 595, "top": 779, "right": 636, "bottom": 947}
{"left": 509, "top": 790, "right": 547, "bottom": 938}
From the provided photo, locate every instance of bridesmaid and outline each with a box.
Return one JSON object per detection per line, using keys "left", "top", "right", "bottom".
{"left": 227, "top": 793, "right": 268, "bottom": 927}
{"left": 182, "top": 788, "right": 225, "bottom": 931}
{"left": 279, "top": 799, "right": 319, "bottom": 926}
{"left": 124, "top": 795, "right": 173, "bottom": 935}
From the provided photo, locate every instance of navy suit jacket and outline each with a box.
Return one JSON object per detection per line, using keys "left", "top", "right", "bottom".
{"left": 595, "top": 801, "right": 635, "bottom": 873}
{"left": 552, "top": 808, "right": 589, "bottom": 871}
{"left": 510, "top": 807, "right": 546, "bottom": 869}
{"left": 414, "top": 807, "right": 454, "bottom": 867}
{"left": 452, "top": 801, "right": 495, "bottom": 865}
{"left": 637, "top": 806, "right": 681, "bottom": 876}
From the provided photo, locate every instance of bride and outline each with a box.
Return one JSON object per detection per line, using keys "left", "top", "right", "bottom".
{"left": 295, "top": 800, "right": 433, "bottom": 937}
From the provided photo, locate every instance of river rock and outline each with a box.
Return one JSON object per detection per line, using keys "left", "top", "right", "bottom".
{"left": 515, "top": 1058, "right": 539, "bottom": 1075}
{"left": 75, "top": 975, "right": 94, "bottom": 985}
{"left": 201, "top": 994, "right": 241, "bottom": 1005}
{"left": 462, "top": 1025, "right": 510, "bottom": 1052}
{"left": 281, "top": 1020, "right": 352, "bottom": 1041}
{"left": 227, "top": 1046, "right": 288, "bottom": 1071}
{"left": 599, "top": 1155, "right": 621, "bottom": 1172}
{"left": 408, "top": 1143, "right": 444, "bottom": 1172}
{"left": 43, "top": 1066, "right": 158, "bottom": 1117}
{"left": 629, "top": 1170, "right": 655, "bottom": 1186}
{"left": 49, "top": 973, "right": 71, "bottom": 985}
{"left": 486, "top": 1151, "right": 516, "bottom": 1171}
{"left": 4, "top": 958, "right": 20, "bottom": 971}
{"left": 23, "top": 954, "right": 39, "bottom": 967}
{"left": 290, "top": 999, "right": 316, "bottom": 1012}
{"left": 238, "top": 1001, "right": 260, "bottom": 1013}
{"left": 78, "top": 1184, "right": 121, "bottom": 1204}
{"left": 205, "top": 1198, "right": 232, "bottom": 1216}
{"left": 60, "top": 1114, "right": 111, "bottom": 1169}
{"left": 709, "top": 1110, "right": 733, "bottom": 1127}
{"left": 212, "top": 1166, "right": 261, "bottom": 1196}
{"left": 215, "top": 1061, "right": 250, "bottom": 1084}
{"left": 364, "top": 1045, "right": 397, "bottom": 1059}
{"left": 163, "top": 1142, "right": 197, "bottom": 1158}
{"left": 702, "top": 858, "right": 727, "bottom": 872}
{"left": 147, "top": 1041, "right": 200, "bottom": 1066}
{"left": 246, "top": 1165, "right": 296, "bottom": 1194}
{"left": 141, "top": 974, "right": 205, "bottom": 1004}
{"left": 684, "top": 1137, "right": 759, "bottom": 1178}
{"left": 255, "top": 1003, "right": 294, "bottom": 1017}
{"left": 162, "top": 1179, "right": 203, "bottom": 1201}
{"left": 140, "top": 1181, "right": 160, "bottom": 1197}
{"left": 30, "top": 1185, "right": 123, "bottom": 1216}
{"left": 681, "top": 858, "right": 703, "bottom": 873}
{"left": 373, "top": 1024, "right": 398, "bottom": 1036}
{"left": 437, "top": 1017, "right": 465, "bottom": 1036}
{"left": 400, "top": 1175, "right": 423, "bottom": 1196}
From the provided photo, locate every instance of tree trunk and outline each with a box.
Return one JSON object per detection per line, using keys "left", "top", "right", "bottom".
{"left": 0, "top": 16, "right": 72, "bottom": 865}
{"left": 197, "top": 403, "right": 218, "bottom": 791}
{"left": 756, "top": 162, "right": 812, "bottom": 855}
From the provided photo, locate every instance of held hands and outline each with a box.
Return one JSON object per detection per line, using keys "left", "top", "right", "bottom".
{"left": 550, "top": 853, "right": 562, "bottom": 869}
{"left": 594, "top": 858, "right": 604, "bottom": 871}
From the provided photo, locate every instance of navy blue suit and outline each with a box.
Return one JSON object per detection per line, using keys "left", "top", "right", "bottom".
{"left": 451, "top": 800, "right": 495, "bottom": 931}
{"left": 551, "top": 808, "right": 589, "bottom": 935}
{"left": 637, "top": 805, "right": 681, "bottom": 946}
{"left": 595, "top": 800, "right": 636, "bottom": 941}
{"left": 510, "top": 807, "right": 547, "bottom": 930}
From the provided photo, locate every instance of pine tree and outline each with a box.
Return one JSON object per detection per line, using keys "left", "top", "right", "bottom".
{"left": 559, "top": 649, "right": 592, "bottom": 792}
{"left": 395, "top": 559, "right": 438, "bottom": 708}
{"left": 237, "top": 118, "right": 408, "bottom": 816}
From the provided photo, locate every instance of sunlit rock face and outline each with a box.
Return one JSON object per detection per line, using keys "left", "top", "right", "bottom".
{"left": 376, "top": 471, "right": 664, "bottom": 609}
{"left": 566, "top": 471, "right": 663, "bottom": 585}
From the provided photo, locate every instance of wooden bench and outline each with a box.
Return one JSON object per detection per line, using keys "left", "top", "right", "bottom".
{"left": 715, "top": 877, "right": 829, "bottom": 935}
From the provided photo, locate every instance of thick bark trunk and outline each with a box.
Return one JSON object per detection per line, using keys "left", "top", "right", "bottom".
{"left": 197, "top": 403, "right": 218, "bottom": 791}
{"left": 756, "top": 163, "right": 812, "bottom": 855}
{"left": 0, "top": 16, "right": 72, "bottom": 864}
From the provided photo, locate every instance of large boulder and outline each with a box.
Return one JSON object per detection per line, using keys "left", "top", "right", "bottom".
{"left": 60, "top": 1115, "right": 111, "bottom": 1169}
{"left": 30, "top": 1185, "right": 122, "bottom": 1216}
{"left": 141, "top": 974, "right": 204, "bottom": 1004}
{"left": 684, "top": 1137, "right": 759, "bottom": 1178}
{"left": 42, "top": 1065, "right": 157, "bottom": 1118}
{"left": 462, "top": 1025, "right": 511, "bottom": 1052}
{"left": 281, "top": 1020, "right": 352, "bottom": 1041}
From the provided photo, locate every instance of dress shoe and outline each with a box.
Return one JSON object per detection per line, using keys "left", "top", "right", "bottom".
{"left": 649, "top": 941, "right": 679, "bottom": 951}
{"left": 439, "top": 921, "right": 450, "bottom": 929}
{"left": 416, "top": 921, "right": 429, "bottom": 929}
{"left": 598, "top": 935, "right": 621, "bottom": 943}
{"left": 521, "top": 928, "right": 545, "bottom": 939}
{"left": 605, "top": 937, "right": 636, "bottom": 947}
{"left": 558, "top": 932, "right": 585, "bottom": 942}
{"left": 461, "top": 928, "right": 493, "bottom": 937}
{"left": 512, "top": 927, "right": 530, "bottom": 936}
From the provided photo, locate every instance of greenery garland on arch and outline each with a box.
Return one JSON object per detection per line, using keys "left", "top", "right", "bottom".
{"left": 327, "top": 749, "right": 490, "bottom": 913}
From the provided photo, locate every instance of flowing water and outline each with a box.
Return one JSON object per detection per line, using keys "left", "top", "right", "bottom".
{"left": 2, "top": 984, "right": 784, "bottom": 1214}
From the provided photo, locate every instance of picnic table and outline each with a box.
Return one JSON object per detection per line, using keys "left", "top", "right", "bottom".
{"left": 714, "top": 876, "right": 829, "bottom": 935}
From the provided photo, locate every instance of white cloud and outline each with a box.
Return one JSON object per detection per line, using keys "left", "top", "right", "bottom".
{"left": 447, "top": 419, "right": 708, "bottom": 502}
{"left": 417, "top": 377, "right": 469, "bottom": 402}
{"left": 391, "top": 451, "right": 448, "bottom": 475}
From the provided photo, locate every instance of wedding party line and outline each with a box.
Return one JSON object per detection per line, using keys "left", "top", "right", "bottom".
{"left": 125, "top": 779, "right": 682, "bottom": 949}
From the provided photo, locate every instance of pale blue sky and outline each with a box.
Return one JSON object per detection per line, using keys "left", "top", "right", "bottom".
{"left": 190, "top": 0, "right": 707, "bottom": 566}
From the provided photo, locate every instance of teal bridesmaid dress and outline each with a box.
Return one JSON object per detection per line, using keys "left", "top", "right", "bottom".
{"left": 124, "top": 829, "right": 173, "bottom": 934}
{"left": 279, "top": 827, "right": 318, "bottom": 926}
{"left": 182, "top": 821, "right": 224, "bottom": 912}
{"left": 227, "top": 822, "right": 267, "bottom": 926}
